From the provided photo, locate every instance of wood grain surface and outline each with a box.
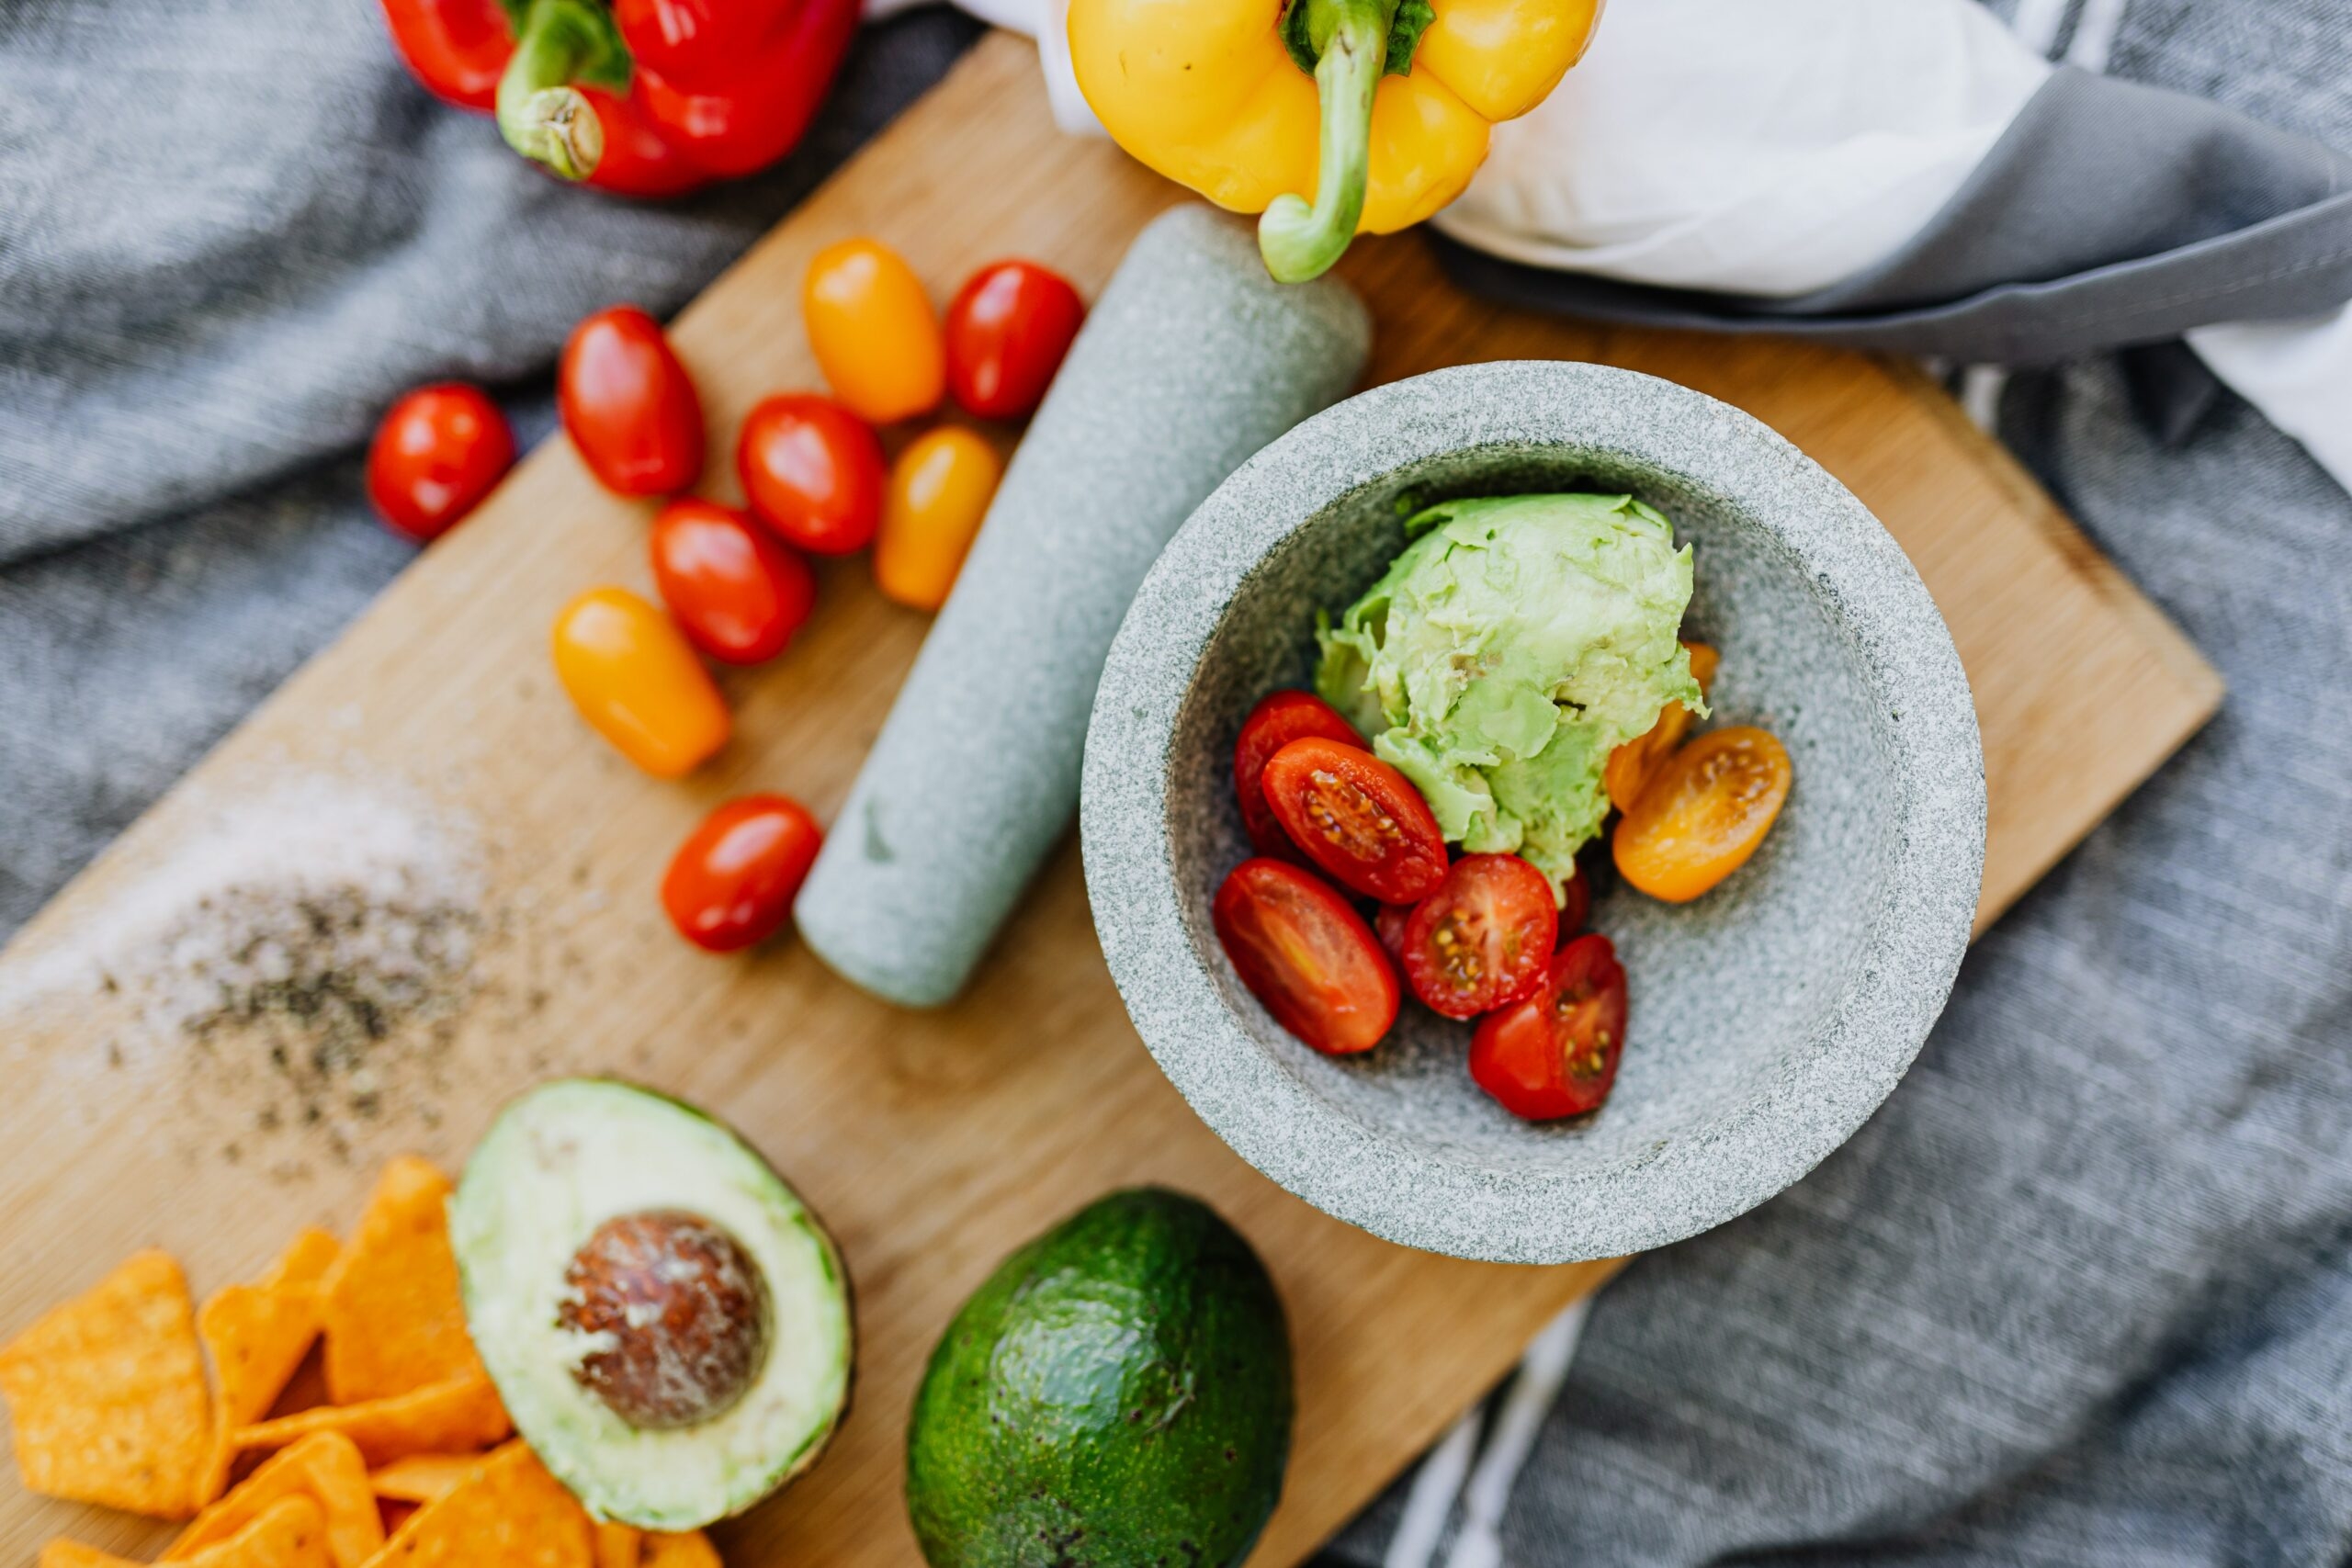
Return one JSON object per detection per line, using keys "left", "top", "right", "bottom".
{"left": 0, "top": 32, "right": 2219, "bottom": 1566}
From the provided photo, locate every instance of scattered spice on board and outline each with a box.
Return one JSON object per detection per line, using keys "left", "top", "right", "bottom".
{"left": 20, "top": 777, "right": 490, "bottom": 1160}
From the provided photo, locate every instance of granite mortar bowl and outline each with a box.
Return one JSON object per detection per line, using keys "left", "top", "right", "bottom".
{"left": 1080, "top": 362, "right": 1985, "bottom": 1264}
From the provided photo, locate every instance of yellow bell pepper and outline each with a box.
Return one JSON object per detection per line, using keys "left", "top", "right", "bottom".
{"left": 1070, "top": 0, "right": 1604, "bottom": 281}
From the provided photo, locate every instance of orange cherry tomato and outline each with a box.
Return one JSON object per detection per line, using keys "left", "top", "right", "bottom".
{"left": 662, "top": 794, "right": 825, "bottom": 953}
{"left": 1612, "top": 725, "right": 1792, "bottom": 902}
{"left": 873, "top": 426, "right": 1001, "bottom": 612}
{"left": 1212, "top": 858, "right": 1398, "bottom": 1055}
{"left": 366, "top": 383, "right": 514, "bottom": 542}
{"left": 559, "top": 306, "right": 705, "bottom": 496}
{"left": 649, "top": 499, "right": 818, "bottom": 665}
{"left": 1470, "top": 933, "right": 1629, "bottom": 1121}
{"left": 551, "top": 586, "right": 729, "bottom": 777}
{"left": 801, "top": 238, "right": 944, "bottom": 424}
{"left": 1605, "top": 641, "right": 1720, "bottom": 812}
{"left": 736, "top": 392, "right": 886, "bottom": 556}
{"left": 1261, "top": 737, "right": 1450, "bottom": 905}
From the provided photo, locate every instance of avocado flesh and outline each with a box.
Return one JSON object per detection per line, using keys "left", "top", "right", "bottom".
{"left": 450, "top": 1078, "right": 853, "bottom": 1531}
{"left": 906, "top": 1188, "right": 1292, "bottom": 1568}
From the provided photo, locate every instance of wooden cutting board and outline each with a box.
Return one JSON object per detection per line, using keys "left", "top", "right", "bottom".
{"left": 0, "top": 31, "right": 2220, "bottom": 1566}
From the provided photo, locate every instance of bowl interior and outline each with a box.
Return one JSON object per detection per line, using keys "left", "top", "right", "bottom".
{"left": 1170, "top": 444, "right": 1895, "bottom": 1174}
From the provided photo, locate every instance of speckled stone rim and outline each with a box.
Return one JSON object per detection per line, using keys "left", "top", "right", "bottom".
{"left": 1081, "top": 362, "right": 1985, "bottom": 1264}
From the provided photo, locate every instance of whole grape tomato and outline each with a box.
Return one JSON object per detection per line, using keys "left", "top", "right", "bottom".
{"left": 873, "top": 425, "right": 1001, "bottom": 612}
{"left": 559, "top": 305, "right": 705, "bottom": 496}
{"left": 550, "top": 586, "right": 729, "bottom": 777}
{"left": 802, "top": 238, "right": 944, "bottom": 424}
{"left": 649, "top": 499, "right": 817, "bottom": 665}
{"left": 662, "top": 794, "right": 825, "bottom": 953}
{"left": 366, "top": 383, "right": 514, "bottom": 543}
{"left": 944, "top": 260, "right": 1086, "bottom": 420}
{"left": 736, "top": 393, "right": 886, "bottom": 556}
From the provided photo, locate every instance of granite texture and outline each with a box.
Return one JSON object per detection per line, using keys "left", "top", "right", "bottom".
{"left": 1081, "top": 361, "right": 1985, "bottom": 1264}
{"left": 794, "top": 206, "right": 1371, "bottom": 1008}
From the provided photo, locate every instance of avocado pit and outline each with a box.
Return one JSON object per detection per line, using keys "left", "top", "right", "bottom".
{"left": 560, "top": 1209, "right": 770, "bottom": 1430}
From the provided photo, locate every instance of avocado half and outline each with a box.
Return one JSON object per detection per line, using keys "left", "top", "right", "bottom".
{"left": 450, "top": 1078, "right": 853, "bottom": 1530}
{"left": 905, "top": 1188, "right": 1293, "bottom": 1568}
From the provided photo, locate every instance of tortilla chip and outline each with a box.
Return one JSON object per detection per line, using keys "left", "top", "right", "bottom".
{"left": 233, "top": 1372, "right": 509, "bottom": 1468}
{"left": 640, "top": 1533, "right": 720, "bottom": 1568}
{"left": 367, "top": 1452, "right": 485, "bottom": 1505}
{"left": 367, "top": 1441, "right": 594, "bottom": 1567}
{"left": 594, "top": 1522, "right": 642, "bottom": 1568}
{"left": 321, "top": 1158, "right": 482, "bottom": 1404}
{"left": 192, "top": 1495, "right": 331, "bottom": 1568}
{"left": 166, "top": 1430, "right": 382, "bottom": 1568}
{"left": 0, "top": 1249, "right": 212, "bottom": 1517}
{"left": 198, "top": 1228, "right": 340, "bottom": 1502}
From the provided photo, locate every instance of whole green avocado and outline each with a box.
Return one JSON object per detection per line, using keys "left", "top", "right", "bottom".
{"left": 905, "top": 1188, "right": 1293, "bottom": 1568}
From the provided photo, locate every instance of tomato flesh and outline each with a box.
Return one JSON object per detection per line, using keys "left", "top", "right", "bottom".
{"left": 1233, "top": 692, "right": 1365, "bottom": 860}
{"left": 1399, "top": 854, "right": 1557, "bottom": 1019}
{"left": 944, "top": 260, "right": 1087, "bottom": 420}
{"left": 1613, "top": 725, "right": 1792, "bottom": 903}
{"left": 736, "top": 393, "right": 887, "bottom": 556}
{"left": 559, "top": 305, "right": 705, "bottom": 497}
{"left": 366, "top": 383, "right": 514, "bottom": 543}
{"left": 649, "top": 499, "right": 818, "bottom": 665}
{"left": 1469, "top": 933, "right": 1629, "bottom": 1120}
{"left": 662, "top": 795, "right": 824, "bottom": 953}
{"left": 1261, "top": 737, "right": 1448, "bottom": 904}
{"left": 1212, "top": 859, "right": 1398, "bottom": 1055}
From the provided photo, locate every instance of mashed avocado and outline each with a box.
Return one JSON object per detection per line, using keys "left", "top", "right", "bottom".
{"left": 1315, "top": 493, "right": 1701, "bottom": 900}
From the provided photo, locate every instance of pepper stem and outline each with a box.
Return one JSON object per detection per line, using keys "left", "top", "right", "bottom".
{"left": 496, "top": 0, "right": 626, "bottom": 181}
{"left": 1260, "top": 0, "right": 1397, "bottom": 283}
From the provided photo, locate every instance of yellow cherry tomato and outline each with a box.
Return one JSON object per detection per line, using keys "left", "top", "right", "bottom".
{"left": 551, "top": 586, "right": 729, "bottom": 777}
{"left": 874, "top": 427, "right": 1002, "bottom": 612}
{"left": 1605, "top": 642, "right": 1720, "bottom": 812}
{"left": 802, "top": 238, "right": 945, "bottom": 425}
{"left": 1613, "top": 726, "right": 1792, "bottom": 903}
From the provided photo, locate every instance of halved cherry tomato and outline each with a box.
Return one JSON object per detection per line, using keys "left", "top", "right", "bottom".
{"left": 1261, "top": 737, "right": 1448, "bottom": 904}
{"left": 802, "top": 238, "right": 944, "bottom": 424}
{"left": 550, "top": 586, "right": 729, "bottom": 777}
{"left": 1613, "top": 725, "right": 1792, "bottom": 902}
{"left": 736, "top": 393, "right": 886, "bottom": 555}
{"left": 366, "top": 383, "right": 514, "bottom": 543}
{"left": 662, "top": 794, "right": 824, "bottom": 953}
{"left": 1399, "top": 854, "right": 1557, "bottom": 1019}
{"left": 649, "top": 499, "right": 817, "bottom": 665}
{"left": 944, "top": 260, "right": 1087, "bottom": 420}
{"left": 1234, "top": 692, "right": 1364, "bottom": 860}
{"left": 1469, "top": 933, "right": 1629, "bottom": 1121}
{"left": 1374, "top": 902, "right": 1411, "bottom": 964}
{"left": 873, "top": 426, "right": 1001, "bottom": 611}
{"left": 1212, "top": 858, "right": 1398, "bottom": 1055}
{"left": 559, "top": 306, "right": 705, "bottom": 496}
{"left": 1605, "top": 642, "right": 1721, "bottom": 812}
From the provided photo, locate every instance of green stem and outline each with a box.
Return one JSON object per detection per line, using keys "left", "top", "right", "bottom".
{"left": 496, "top": 0, "right": 626, "bottom": 181}
{"left": 1259, "top": 0, "right": 1397, "bottom": 283}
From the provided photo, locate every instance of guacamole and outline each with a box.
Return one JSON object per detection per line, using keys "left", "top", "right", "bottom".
{"left": 1315, "top": 493, "right": 1701, "bottom": 900}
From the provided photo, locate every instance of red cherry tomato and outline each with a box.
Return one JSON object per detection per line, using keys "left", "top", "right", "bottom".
{"left": 1212, "top": 859, "right": 1398, "bottom": 1055}
{"left": 1261, "top": 737, "right": 1448, "bottom": 904}
{"left": 1398, "top": 854, "right": 1557, "bottom": 1020}
{"left": 944, "top": 260, "right": 1087, "bottom": 420}
{"left": 1234, "top": 691, "right": 1364, "bottom": 860}
{"left": 1374, "top": 902, "right": 1411, "bottom": 964}
{"left": 662, "top": 794, "right": 825, "bottom": 953}
{"left": 366, "top": 383, "right": 514, "bottom": 543}
{"left": 735, "top": 393, "right": 886, "bottom": 555}
{"left": 648, "top": 499, "right": 818, "bottom": 665}
{"left": 1469, "top": 933, "right": 1629, "bottom": 1121}
{"left": 559, "top": 305, "right": 705, "bottom": 496}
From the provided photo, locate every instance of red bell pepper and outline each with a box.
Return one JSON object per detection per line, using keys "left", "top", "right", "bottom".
{"left": 377, "top": 0, "right": 859, "bottom": 197}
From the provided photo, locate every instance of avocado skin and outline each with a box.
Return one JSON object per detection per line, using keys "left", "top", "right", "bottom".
{"left": 906, "top": 1188, "right": 1293, "bottom": 1568}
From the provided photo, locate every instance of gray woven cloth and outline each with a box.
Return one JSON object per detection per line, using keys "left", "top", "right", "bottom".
{"left": 5, "top": 2, "right": 2351, "bottom": 1565}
